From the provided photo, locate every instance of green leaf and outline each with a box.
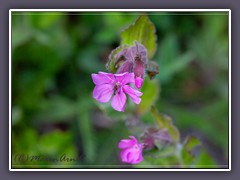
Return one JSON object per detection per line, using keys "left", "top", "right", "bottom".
{"left": 38, "top": 130, "right": 75, "bottom": 155}
{"left": 151, "top": 106, "right": 180, "bottom": 143}
{"left": 195, "top": 149, "right": 217, "bottom": 168}
{"left": 106, "top": 45, "right": 128, "bottom": 73}
{"left": 182, "top": 149, "right": 194, "bottom": 166}
{"left": 77, "top": 99, "right": 96, "bottom": 164}
{"left": 136, "top": 145, "right": 177, "bottom": 168}
{"left": 183, "top": 136, "right": 201, "bottom": 152}
{"left": 121, "top": 15, "right": 157, "bottom": 59}
{"left": 12, "top": 127, "right": 38, "bottom": 156}
{"left": 137, "top": 77, "right": 159, "bottom": 115}
{"left": 144, "top": 145, "right": 175, "bottom": 158}
{"left": 135, "top": 154, "right": 178, "bottom": 168}
{"left": 37, "top": 130, "right": 78, "bottom": 166}
{"left": 182, "top": 136, "right": 202, "bottom": 165}
{"left": 77, "top": 112, "right": 96, "bottom": 164}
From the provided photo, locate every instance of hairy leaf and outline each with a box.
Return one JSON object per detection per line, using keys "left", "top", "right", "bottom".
{"left": 121, "top": 15, "right": 157, "bottom": 59}
{"left": 106, "top": 45, "right": 128, "bottom": 73}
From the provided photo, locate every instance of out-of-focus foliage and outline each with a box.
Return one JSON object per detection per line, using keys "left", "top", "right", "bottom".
{"left": 12, "top": 12, "right": 229, "bottom": 168}
{"left": 151, "top": 106, "right": 180, "bottom": 143}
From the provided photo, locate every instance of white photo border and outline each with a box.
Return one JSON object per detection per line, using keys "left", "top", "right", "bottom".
{"left": 9, "top": 9, "right": 231, "bottom": 171}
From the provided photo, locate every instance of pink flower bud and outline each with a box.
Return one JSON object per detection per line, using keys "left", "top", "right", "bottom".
{"left": 109, "top": 41, "right": 148, "bottom": 89}
{"left": 118, "top": 136, "right": 143, "bottom": 164}
{"left": 135, "top": 77, "right": 143, "bottom": 89}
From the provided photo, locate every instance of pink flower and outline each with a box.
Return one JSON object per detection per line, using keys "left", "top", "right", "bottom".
{"left": 118, "top": 136, "right": 143, "bottom": 164}
{"left": 91, "top": 72, "right": 143, "bottom": 112}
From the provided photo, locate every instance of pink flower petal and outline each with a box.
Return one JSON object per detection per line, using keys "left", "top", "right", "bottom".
{"left": 115, "top": 72, "right": 135, "bottom": 85}
{"left": 123, "top": 85, "right": 143, "bottom": 104}
{"left": 93, "top": 84, "right": 114, "bottom": 103}
{"left": 120, "top": 148, "right": 131, "bottom": 163}
{"left": 119, "top": 143, "right": 143, "bottom": 164}
{"left": 130, "top": 143, "right": 143, "bottom": 164}
{"left": 126, "top": 151, "right": 135, "bottom": 163}
{"left": 111, "top": 90, "right": 126, "bottom": 112}
{"left": 135, "top": 77, "right": 143, "bottom": 89}
{"left": 131, "top": 152, "right": 143, "bottom": 164}
{"left": 91, "top": 72, "right": 115, "bottom": 85}
{"left": 118, "top": 139, "right": 134, "bottom": 149}
{"left": 118, "top": 136, "right": 143, "bottom": 164}
{"left": 129, "top": 136, "right": 138, "bottom": 143}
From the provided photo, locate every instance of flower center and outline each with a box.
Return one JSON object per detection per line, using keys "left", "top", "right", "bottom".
{"left": 133, "top": 144, "right": 139, "bottom": 150}
{"left": 114, "top": 82, "right": 122, "bottom": 94}
{"left": 116, "top": 82, "right": 121, "bottom": 87}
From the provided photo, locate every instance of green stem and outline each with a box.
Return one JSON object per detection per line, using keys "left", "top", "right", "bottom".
{"left": 175, "top": 143, "right": 184, "bottom": 167}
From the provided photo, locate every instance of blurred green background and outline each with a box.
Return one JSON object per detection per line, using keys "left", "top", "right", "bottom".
{"left": 11, "top": 12, "right": 229, "bottom": 168}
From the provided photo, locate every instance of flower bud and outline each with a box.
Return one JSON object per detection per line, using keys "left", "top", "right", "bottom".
{"left": 135, "top": 77, "right": 143, "bottom": 89}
